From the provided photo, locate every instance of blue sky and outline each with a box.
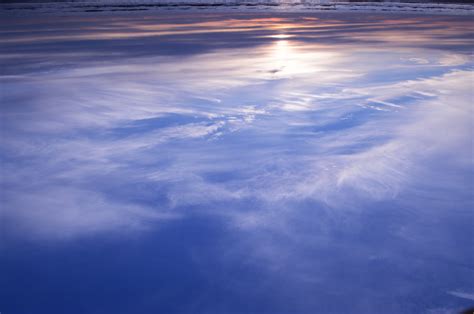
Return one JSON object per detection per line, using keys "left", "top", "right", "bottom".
{"left": 1, "top": 12, "right": 473, "bottom": 314}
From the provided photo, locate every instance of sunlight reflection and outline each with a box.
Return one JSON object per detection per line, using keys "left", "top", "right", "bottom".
{"left": 264, "top": 38, "right": 342, "bottom": 80}
{"left": 1, "top": 12, "right": 473, "bottom": 314}
{"left": 1, "top": 13, "right": 473, "bottom": 242}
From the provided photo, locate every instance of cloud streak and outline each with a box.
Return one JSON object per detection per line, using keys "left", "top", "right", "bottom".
{"left": 1, "top": 14, "right": 472, "bottom": 243}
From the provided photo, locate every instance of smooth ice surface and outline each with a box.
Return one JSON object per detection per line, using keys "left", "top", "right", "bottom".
{"left": 1, "top": 12, "right": 473, "bottom": 314}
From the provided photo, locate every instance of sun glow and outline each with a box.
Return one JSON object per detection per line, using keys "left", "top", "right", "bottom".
{"left": 266, "top": 38, "right": 337, "bottom": 78}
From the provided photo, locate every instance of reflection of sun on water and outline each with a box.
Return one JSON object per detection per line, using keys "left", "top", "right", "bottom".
{"left": 273, "top": 40, "right": 290, "bottom": 67}
{"left": 266, "top": 38, "right": 334, "bottom": 78}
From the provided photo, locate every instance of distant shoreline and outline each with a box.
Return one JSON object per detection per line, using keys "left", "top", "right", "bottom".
{"left": 1, "top": 0, "right": 473, "bottom": 16}
{"left": 2, "top": 0, "right": 474, "bottom": 3}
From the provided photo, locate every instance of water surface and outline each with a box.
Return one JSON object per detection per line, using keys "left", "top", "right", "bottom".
{"left": 1, "top": 12, "right": 473, "bottom": 314}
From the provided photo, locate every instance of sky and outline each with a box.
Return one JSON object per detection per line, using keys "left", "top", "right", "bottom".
{"left": 1, "top": 11, "right": 473, "bottom": 314}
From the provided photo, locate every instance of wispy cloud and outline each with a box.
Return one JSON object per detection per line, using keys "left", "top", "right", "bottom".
{"left": 447, "top": 291, "right": 474, "bottom": 301}
{"left": 1, "top": 15, "right": 473, "bottom": 243}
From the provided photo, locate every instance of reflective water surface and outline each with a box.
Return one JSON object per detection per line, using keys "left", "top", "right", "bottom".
{"left": 1, "top": 12, "right": 473, "bottom": 314}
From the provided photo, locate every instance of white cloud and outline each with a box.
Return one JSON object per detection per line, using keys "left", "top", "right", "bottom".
{"left": 447, "top": 290, "right": 474, "bottom": 301}
{"left": 2, "top": 17, "right": 472, "bottom": 242}
{"left": 2, "top": 187, "right": 179, "bottom": 240}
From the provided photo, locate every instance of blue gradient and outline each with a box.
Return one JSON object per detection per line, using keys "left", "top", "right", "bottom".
{"left": 1, "top": 12, "right": 473, "bottom": 314}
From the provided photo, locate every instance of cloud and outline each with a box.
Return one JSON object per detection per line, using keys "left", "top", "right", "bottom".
{"left": 438, "top": 53, "right": 470, "bottom": 66}
{"left": 2, "top": 187, "right": 180, "bottom": 241}
{"left": 2, "top": 13, "right": 472, "bottom": 243}
{"left": 447, "top": 291, "right": 474, "bottom": 301}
